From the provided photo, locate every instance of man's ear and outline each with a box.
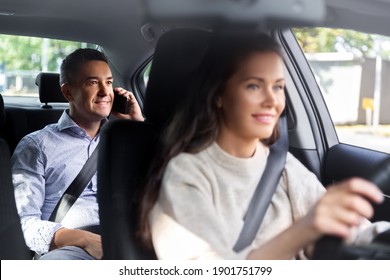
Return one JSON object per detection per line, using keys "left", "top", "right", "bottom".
{"left": 61, "top": 83, "right": 73, "bottom": 102}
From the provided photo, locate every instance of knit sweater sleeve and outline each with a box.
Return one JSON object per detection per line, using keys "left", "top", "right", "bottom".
{"left": 284, "top": 153, "right": 390, "bottom": 250}
{"left": 282, "top": 153, "right": 326, "bottom": 221}
{"left": 149, "top": 153, "right": 251, "bottom": 260}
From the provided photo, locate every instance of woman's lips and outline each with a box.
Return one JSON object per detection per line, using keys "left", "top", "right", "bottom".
{"left": 252, "top": 114, "right": 275, "bottom": 124}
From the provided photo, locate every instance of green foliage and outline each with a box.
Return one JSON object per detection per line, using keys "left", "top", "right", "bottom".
{"left": 293, "top": 27, "right": 375, "bottom": 57}
{"left": 0, "top": 34, "right": 95, "bottom": 71}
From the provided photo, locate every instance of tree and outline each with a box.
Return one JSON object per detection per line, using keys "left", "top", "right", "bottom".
{"left": 0, "top": 35, "right": 42, "bottom": 70}
{"left": 293, "top": 27, "right": 375, "bottom": 57}
{"left": 0, "top": 34, "right": 95, "bottom": 72}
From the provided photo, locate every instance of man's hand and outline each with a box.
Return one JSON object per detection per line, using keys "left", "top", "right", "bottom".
{"left": 111, "top": 87, "right": 144, "bottom": 121}
{"left": 79, "top": 231, "right": 102, "bottom": 259}
{"left": 51, "top": 228, "right": 103, "bottom": 259}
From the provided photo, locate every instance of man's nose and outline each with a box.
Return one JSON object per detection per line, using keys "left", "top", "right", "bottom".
{"left": 99, "top": 83, "right": 111, "bottom": 95}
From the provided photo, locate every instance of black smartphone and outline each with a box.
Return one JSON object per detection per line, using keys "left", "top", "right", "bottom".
{"left": 113, "top": 89, "right": 131, "bottom": 114}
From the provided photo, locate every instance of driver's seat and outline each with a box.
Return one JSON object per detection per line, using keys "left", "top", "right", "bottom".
{"left": 98, "top": 29, "right": 211, "bottom": 259}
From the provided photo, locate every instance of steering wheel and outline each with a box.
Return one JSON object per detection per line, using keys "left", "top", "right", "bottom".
{"left": 312, "top": 156, "right": 390, "bottom": 259}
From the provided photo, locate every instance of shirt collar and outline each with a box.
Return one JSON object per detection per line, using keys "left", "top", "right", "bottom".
{"left": 57, "top": 109, "right": 109, "bottom": 135}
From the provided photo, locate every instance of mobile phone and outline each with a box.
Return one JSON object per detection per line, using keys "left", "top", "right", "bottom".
{"left": 113, "top": 89, "right": 131, "bottom": 114}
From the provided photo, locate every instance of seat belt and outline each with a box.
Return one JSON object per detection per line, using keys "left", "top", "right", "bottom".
{"left": 49, "top": 145, "right": 99, "bottom": 223}
{"left": 233, "top": 113, "right": 288, "bottom": 252}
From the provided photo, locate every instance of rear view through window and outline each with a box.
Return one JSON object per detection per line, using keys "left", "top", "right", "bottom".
{"left": 0, "top": 34, "right": 96, "bottom": 98}
{"left": 294, "top": 28, "right": 390, "bottom": 153}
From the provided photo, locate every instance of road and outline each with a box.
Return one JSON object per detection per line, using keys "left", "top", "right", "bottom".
{"left": 336, "top": 126, "right": 390, "bottom": 154}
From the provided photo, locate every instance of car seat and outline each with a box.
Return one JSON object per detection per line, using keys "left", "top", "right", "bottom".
{"left": 0, "top": 74, "right": 66, "bottom": 259}
{"left": 0, "top": 94, "right": 6, "bottom": 139}
{"left": 4, "top": 72, "right": 66, "bottom": 153}
{"left": 0, "top": 137, "right": 31, "bottom": 259}
{"left": 0, "top": 95, "right": 30, "bottom": 259}
{"left": 97, "top": 29, "right": 211, "bottom": 259}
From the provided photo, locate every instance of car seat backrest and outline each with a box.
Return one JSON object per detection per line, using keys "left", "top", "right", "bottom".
{"left": 98, "top": 120, "right": 159, "bottom": 259}
{"left": 98, "top": 29, "right": 211, "bottom": 259}
{"left": 0, "top": 138, "right": 30, "bottom": 259}
{"left": 0, "top": 94, "right": 6, "bottom": 139}
{"left": 4, "top": 72, "right": 66, "bottom": 153}
{"left": 144, "top": 29, "right": 211, "bottom": 125}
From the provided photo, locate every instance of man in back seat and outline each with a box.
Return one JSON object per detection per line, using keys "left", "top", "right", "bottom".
{"left": 11, "top": 48, "right": 144, "bottom": 260}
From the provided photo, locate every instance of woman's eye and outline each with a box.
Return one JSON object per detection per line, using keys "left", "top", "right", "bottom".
{"left": 247, "top": 84, "right": 259, "bottom": 90}
{"left": 273, "top": 85, "right": 285, "bottom": 92}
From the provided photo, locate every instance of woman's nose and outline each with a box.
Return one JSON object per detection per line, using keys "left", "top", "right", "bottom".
{"left": 262, "top": 86, "right": 277, "bottom": 105}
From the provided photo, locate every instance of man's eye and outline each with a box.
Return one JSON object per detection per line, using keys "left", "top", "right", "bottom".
{"left": 87, "top": 81, "right": 99, "bottom": 87}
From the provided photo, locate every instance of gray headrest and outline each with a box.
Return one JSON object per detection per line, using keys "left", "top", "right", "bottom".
{"left": 35, "top": 72, "right": 67, "bottom": 104}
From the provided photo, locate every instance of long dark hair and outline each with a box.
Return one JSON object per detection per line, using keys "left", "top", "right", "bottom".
{"left": 138, "top": 32, "right": 283, "bottom": 246}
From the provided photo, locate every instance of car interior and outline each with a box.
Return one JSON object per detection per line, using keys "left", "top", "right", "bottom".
{"left": 1, "top": 0, "right": 390, "bottom": 260}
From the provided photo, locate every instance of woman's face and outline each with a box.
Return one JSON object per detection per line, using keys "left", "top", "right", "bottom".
{"left": 217, "top": 51, "right": 285, "bottom": 145}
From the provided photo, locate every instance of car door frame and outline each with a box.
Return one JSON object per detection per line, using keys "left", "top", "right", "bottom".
{"left": 276, "top": 28, "right": 390, "bottom": 222}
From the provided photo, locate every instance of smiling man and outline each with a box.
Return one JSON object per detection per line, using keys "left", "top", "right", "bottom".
{"left": 11, "top": 48, "right": 144, "bottom": 260}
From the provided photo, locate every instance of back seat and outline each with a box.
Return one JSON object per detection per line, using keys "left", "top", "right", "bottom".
{"left": 3, "top": 72, "right": 67, "bottom": 153}
{"left": 0, "top": 73, "right": 66, "bottom": 258}
{"left": 0, "top": 94, "right": 30, "bottom": 259}
{"left": 0, "top": 137, "right": 30, "bottom": 259}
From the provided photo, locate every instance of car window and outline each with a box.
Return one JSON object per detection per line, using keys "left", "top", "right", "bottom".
{"left": 294, "top": 27, "right": 390, "bottom": 154}
{"left": 142, "top": 62, "right": 152, "bottom": 87}
{"left": 133, "top": 60, "right": 152, "bottom": 100}
{"left": 0, "top": 34, "right": 96, "bottom": 99}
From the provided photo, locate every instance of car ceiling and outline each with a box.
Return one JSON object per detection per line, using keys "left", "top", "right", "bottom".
{"left": 1, "top": 0, "right": 390, "bottom": 76}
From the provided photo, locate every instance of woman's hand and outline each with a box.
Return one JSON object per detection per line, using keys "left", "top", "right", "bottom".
{"left": 248, "top": 178, "right": 384, "bottom": 260}
{"left": 303, "top": 178, "right": 384, "bottom": 240}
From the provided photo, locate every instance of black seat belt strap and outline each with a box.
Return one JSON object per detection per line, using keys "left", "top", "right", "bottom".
{"left": 233, "top": 113, "right": 288, "bottom": 252}
{"left": 49, "top": 145, "right": 99, "bottom": 223}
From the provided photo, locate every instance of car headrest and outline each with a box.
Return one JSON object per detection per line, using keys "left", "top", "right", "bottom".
{"left": 144, "top": 29, "right": 211, "bottom": 126}
{"left": 35, "top": 72, "right": 68, "bottom": 105}
{"left": 0, "top": 94, "right": 5, "bottom": 135}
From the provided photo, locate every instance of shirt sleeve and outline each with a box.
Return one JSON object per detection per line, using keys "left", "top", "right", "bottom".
{"left": 11, "top": 135, "right": 61, "bottom": 254}
{"left": 149, "top": 154, "right": 251, "bottom": 260}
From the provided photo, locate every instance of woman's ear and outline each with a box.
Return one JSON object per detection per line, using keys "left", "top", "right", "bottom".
{"left": 61, "top": 83, "right": 73, "bottom": 102}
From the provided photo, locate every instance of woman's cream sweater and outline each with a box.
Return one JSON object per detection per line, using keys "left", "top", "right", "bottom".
{"left": 150, "top": 142, "right": 389, "bottom": 259}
